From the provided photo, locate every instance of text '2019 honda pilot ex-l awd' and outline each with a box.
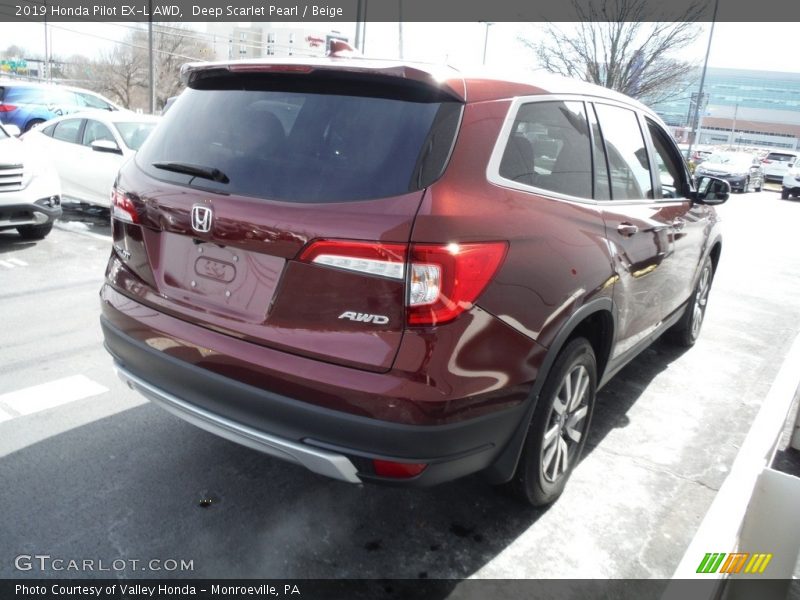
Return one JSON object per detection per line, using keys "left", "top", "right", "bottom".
{"left": 100, "top": 53, "right": 730, "bottom": 506}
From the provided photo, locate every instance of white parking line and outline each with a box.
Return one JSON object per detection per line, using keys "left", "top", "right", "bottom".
{"left": 6, "top": 258, "right": 27, "bottom": 267}
{"left": 0, "top": 259, "right": 17, "bottom": 269}
{"left": 0, "top": 375, "right": 108, "bottom": 419}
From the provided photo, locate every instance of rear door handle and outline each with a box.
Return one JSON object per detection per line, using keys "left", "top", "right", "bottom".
{"left": 617, "top": 223, "right": 639, "bottom": 236}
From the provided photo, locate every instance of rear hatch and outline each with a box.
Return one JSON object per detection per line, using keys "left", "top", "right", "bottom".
{"left": 110, "top": 63, "right": 463, "bottom": 372}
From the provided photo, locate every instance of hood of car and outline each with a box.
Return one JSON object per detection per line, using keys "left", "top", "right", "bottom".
{"left": 698, "top": 161, "right": 748, "bottom": 175}
{"left": 0, "top": 134, "right": 24, "bottom": 166}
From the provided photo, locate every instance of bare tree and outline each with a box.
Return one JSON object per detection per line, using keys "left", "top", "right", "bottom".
{"left": 94, "top": 43, "right": 147, "bottom": 108}
{"left": 92, "top": 25, "right": 210, "bottom": 111}
{"left": 522, "top": 0, "right": 705, "bottom": 104}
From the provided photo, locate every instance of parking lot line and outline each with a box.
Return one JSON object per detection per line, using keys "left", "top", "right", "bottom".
{"left": 6, "top": 258, "right": 27, "bottom": 267}
{"left": 0, "top": 375, "right": 108, "bottom": 419}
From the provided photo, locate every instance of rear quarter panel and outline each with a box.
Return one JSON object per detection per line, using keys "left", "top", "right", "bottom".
{"left": 412, "top": 99, "right": 616, "bottom": 351}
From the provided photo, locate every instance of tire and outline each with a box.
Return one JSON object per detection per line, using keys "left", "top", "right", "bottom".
{"left": 17, "top": 223, "right": 53, "bottom": 240}
{"left": 508, "top": 337, "right": 597, "bottom": 507}
{"left": 669, "top": 256, "right": 714, "bottom": 348}
{"left": 781, "top": 188, "right": 790, "bottom": 200}
{"left": 24, "top": 119, "right": 44, "bottom": 133}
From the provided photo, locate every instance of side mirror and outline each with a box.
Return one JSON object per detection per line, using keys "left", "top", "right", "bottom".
{"left": 692, "top": 175, "right": 730, "bottom": 205}
{"left": 91, "top": 139, "right": 123, "bottom": 155}
{"left": 4, "top": 124, "right": 21, "bottom": 137}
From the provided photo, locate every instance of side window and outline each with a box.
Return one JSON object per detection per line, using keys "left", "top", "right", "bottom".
{"left": 498, "top": 100, "right": 592, "bottom": 199}
{"left": 646, "top": 119, "right": 688, "bottom": 199}
{"left": 52, "top": 119, "right": 83, "bottom": 144}
{"left": 82, "top": 120, "right": 115, "bottom": 146}
{"left": 77, "top": 92, "right": 112, "bottom": 110}
{"left": 594, "top": 104, "right": 652, "bottom": 200}
{"left": 42, "top": 123, "right": 57, "bottom": 137}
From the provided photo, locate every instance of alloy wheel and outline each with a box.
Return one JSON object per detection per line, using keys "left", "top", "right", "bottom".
{"left": 541, "top": 364, "right": 590, "bottom": 483}
{"left": 691, "top": 264, "right": 712, "bottom": 339}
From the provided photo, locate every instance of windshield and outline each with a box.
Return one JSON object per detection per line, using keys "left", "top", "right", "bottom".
{"left": 136, "top": 81, "right": 461, "bottom": 203}
{"left": 115, "top": 122, "right": 157, "bottom": 151}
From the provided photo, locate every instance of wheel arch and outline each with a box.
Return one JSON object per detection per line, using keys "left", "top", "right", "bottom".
{"left": 485, "top": 297, "right": 616, "bottom": 484}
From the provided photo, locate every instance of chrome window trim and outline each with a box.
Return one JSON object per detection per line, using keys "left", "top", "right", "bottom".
{"left": 486, "top": 93, "right": 680, "bottom": 207}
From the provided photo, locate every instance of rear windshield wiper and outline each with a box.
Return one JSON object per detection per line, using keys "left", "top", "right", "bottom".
{"left": 152, "top": 161, "right": 229, "bottom": 183}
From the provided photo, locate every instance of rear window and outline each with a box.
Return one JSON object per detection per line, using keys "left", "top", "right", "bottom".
{"left": 765, "top": 153, "right": 796, "bottom": 162}
{"left": 136, "top": 75, "right": 461, "bottom": 203}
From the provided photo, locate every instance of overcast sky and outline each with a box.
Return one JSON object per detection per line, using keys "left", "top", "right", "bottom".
{"left": 0, "top": 21, "right": 796, "bottom": 75}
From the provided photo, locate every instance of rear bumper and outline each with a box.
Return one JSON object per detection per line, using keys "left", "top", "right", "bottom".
{"left": 101, "top": 306, "right": 532, "bottom": 486}
{"left": 115, "top": 363, "right": 362, "bottom": 483}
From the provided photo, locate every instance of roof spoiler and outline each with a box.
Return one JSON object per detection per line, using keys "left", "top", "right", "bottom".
{"left": 180, "top": 58, "right": 466, "bottom": 102}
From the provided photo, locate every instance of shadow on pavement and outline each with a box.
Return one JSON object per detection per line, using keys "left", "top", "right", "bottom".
{"left": 0, "top": 338, "right": 689, "bottom": 586}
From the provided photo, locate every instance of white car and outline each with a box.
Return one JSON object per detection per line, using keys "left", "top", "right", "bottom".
{"left": 781, "top": 165, "right": 800, "bottom": 199}
{"left": 762, "top": 150, "right": 800, "bottom": 182}
{"left": 0, "top": 122, "right": 61, "bottom": 240}
{"left": 23, "top": 112, "right": 159, "bottom": 207}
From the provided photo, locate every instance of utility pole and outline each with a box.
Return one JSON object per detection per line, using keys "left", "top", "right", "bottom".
{"left": 687, "top": 0, "right": 719, "bottom": 160}
{"left": 482, "top": 22, "right": 494, "bottom": 65}
{"left": 354, "top": 0, "right": 367, "bottom": 52}
{"left": 731, "top": 103, "right": 739, "bottom": 148}
{"left": 398, "top": 0, "right": 403, "bottom": 59}
{"left": 148, "top": 3, "right": 155, "bottom": 114}
{"left": 43, "top": 0, "right": 49, "bottom": 81}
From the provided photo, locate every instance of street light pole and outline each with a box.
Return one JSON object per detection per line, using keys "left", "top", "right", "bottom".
{"left": 148, "top": 2, "right": 155, "bottom": 114}
{"left": 687, "top": 0, "right": 719, "bottom": 160}
{"left": 482, "top": 22, "right": 494, "bottom": 65}
{"left": 43, "top": 0, "right": 49, "bottom": 81}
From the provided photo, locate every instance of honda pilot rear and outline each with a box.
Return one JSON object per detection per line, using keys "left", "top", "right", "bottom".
{"left": 101, "top": 55, "right": 725, "bottom": 506}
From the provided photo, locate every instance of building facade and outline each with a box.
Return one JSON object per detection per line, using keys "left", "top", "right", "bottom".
{"left": 653, "top": 67, "right": 800, "bottom": 150}
{"left": 204, "top": 24, "right": 349, "bottom": 61}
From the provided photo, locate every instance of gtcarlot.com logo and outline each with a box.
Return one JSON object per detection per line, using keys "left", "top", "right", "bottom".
{"left": 14, "top": 554, "right": 194, "bottom": 573}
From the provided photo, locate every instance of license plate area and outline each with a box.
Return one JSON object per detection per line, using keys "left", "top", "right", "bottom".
{"left": 159, "top": 233, "right": 285, "bottom": 322}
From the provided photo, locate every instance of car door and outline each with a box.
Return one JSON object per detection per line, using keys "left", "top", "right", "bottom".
{"left": 642, "top": 116, "right": 711, "bottom": 312}
{"left": 78, "top": 118, "right": 124, "bottom": 206}
{"left": 45, "top": 117, "right": 85, "bottom": 199}
{"left": 592, "top": 102, "right": 682, "bottom": 360}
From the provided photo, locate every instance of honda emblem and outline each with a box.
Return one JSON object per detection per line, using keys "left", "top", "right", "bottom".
{"left": 191, "top": 205, "right": 213, "bottom": 233}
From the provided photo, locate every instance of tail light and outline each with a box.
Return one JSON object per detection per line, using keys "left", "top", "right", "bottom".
{"left": 111, "top": 187, "right": 140, "bottom": 224}
{"left": 299, "top": 239, "right": 406, "bottom": 280}
{"left": 299, "top": 239, "right": 507, "bottom": 326}
{"left": 0, "top": 104, "right": 17, "bottom": 112}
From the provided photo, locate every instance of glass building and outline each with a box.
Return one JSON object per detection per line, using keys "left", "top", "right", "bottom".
{"left": 653, "top": 68, "right": 800, "bottom": 149}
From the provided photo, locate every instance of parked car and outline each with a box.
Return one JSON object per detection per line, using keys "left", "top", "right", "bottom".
{"left": 0, "top": 80, "right": 123, "bottom": 133}
{"left": 761, "top": 150, "right": 800, "bottom": 182}
{"left": 100, "top": 57, "right": 729, "bottom": 506}
{"left": 781, "top": 164, "right": 800, "bottom": 199}
{"left": 694, "top": 151, "right": 764, "bottom": 193}
{"left": 0, "top": 121, "right": 61, "bottom": 239}
{"left": 23, "top": 112, "right": 159, "bottom": 207}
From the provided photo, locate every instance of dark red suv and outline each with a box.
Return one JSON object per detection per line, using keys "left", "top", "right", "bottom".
{"left": 101, "top": 56, "right": 729, "bottom": 506}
